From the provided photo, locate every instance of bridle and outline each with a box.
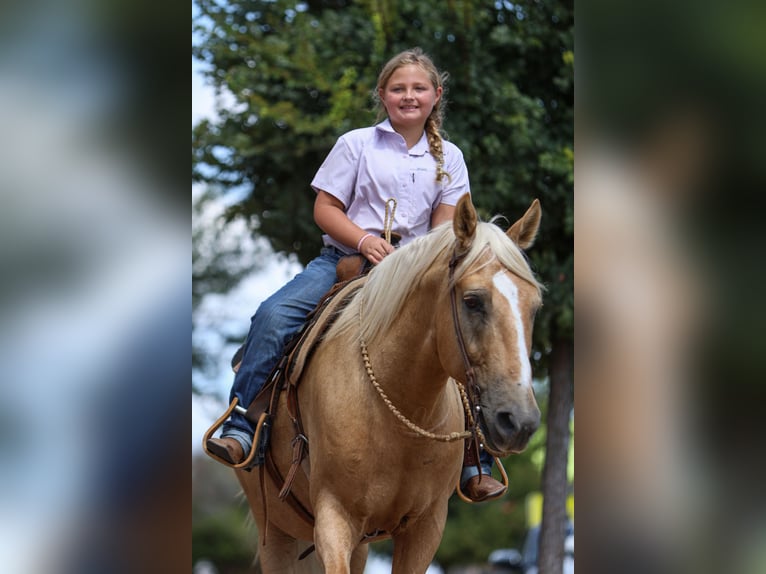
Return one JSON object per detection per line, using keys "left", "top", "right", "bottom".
{"left": 359, "top": 245, "right": 488, "bottom": 448}
{"left": 447, "top": 247, "right": 488, "bottom": 452}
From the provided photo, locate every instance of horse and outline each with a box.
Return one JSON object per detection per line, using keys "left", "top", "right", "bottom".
{"left": 235, "top": 194, "right": 544, "bottom": 573}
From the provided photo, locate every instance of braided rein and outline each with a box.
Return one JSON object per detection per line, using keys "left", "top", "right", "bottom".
{"left": 360, "top": 337, "right": 471, "bottom": 442}
{"left": 358, "top": 246, "right": 487, "bottom": 446}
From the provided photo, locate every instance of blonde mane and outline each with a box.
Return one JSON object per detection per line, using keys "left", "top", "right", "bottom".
{"left": 327, "top": 219, "right": 544, "bottom": 345}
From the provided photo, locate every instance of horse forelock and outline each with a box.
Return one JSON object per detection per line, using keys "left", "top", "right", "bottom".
{"left": 454, "top": 222, "right": 544, "bottom": 294}
{"left": 326, "top": 219, "right": 543, "bottom": 345}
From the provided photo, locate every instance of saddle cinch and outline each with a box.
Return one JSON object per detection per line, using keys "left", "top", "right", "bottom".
{"left": 202, "top": 252, "right": 372, "bottom": 475}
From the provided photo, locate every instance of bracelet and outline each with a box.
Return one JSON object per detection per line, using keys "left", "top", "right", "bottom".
{"left": 356, "top": 233, "right": 373, "bottom": 252}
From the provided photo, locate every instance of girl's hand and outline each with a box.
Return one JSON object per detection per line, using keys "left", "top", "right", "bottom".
{"left": 359, "top": 234, "right": 395, "bottom": 265}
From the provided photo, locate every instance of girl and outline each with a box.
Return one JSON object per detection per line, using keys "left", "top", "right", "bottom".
{"left": 207, "top": 47, "right": 505, "bottom": 502}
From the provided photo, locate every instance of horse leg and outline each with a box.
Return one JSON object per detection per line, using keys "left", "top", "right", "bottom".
{"left": 390, "top": 506, "right": 449, "bottom": 574}
{"left": 257, "top": 523, "right": 300, "bottom": 574}
{"left": 350, "top": 543, "right": 369, "bottom": 574}
{"left": 294, "top": 542, "right": 324, "bottom": 574}
{"left": 313, "top": 498, "right": 360, "bottom": 574}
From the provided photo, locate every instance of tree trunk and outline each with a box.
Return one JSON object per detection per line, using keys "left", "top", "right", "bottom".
{"left": 537, "top": 338, "right": 573, "bottom": 574}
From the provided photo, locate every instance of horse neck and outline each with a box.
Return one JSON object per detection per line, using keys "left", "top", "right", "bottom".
{"left": 363, "top": 262, "right": 452, "bottom": 415}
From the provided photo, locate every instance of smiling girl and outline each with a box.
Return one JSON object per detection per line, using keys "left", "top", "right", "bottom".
{"left": 207, "top": 48, "right": 506, "bottom": 502}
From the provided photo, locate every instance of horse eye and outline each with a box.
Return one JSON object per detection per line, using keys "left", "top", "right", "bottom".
{"left": 463, "top": 295, "right": 483, "bottom": 311}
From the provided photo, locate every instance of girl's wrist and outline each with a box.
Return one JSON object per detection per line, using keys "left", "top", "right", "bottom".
{"left": 356, "top": 233, "right": 373, "bottom": 252}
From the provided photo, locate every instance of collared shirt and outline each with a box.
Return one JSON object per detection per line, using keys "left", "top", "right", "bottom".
{"left": 311, "top": 119, "right": 470, "bottom": 254}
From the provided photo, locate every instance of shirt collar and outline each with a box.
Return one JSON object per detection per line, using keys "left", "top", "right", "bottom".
{"left": 376, "top": 119, "right": 430, "bottom": 156}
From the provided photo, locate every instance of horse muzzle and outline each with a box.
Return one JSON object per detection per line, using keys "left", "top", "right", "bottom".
{"left": 480, "top": 406, "right": 540, "bottom": 456}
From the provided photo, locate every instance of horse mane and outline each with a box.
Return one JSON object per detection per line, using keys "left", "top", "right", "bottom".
{"left": 326, "top": 218, "right": 544, "bottom": 345}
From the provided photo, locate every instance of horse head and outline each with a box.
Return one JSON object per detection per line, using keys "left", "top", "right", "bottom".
{"left": 439, "top": 194, "right": 543, "bottom": 456}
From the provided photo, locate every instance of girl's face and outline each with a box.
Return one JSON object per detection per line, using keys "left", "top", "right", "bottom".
{"left": 379, "top": 64, "right": 442, "bottom": 132}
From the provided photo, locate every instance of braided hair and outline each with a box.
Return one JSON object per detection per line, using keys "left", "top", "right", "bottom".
{"left": 374, "top": 48, "right": 451, "bottom": 184}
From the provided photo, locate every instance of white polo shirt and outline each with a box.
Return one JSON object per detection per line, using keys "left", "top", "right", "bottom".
{"left": 311, "top": 119, "right": 470, "bottom": 254}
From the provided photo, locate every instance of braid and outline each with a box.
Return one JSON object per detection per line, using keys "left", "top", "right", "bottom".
{"left": 425, "top": 115, "right": 450, "bottom": 184}
{"left": 375, "top": 48, "right": 452, "bottom": 184}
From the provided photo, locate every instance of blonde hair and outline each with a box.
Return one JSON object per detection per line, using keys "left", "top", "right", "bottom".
{"left": 374, "top": 47, "right": 450, "bottom": 184}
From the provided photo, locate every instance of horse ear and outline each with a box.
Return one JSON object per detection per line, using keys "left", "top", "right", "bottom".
{"left": 507, "top": 199, "right": 542, "bottom": 249}
{"left": 453, "top": 194, "right": 477, "bottom": 251}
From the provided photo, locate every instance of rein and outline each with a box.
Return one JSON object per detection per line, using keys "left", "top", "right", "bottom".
{"left": 360, "top": 336, "right": 471, "bottom": 442}
{"left": 358, "top": 246, "right": 486, "bottom": 447}
{"left": 383, "top": 198, "right": 397, "bottom": 244}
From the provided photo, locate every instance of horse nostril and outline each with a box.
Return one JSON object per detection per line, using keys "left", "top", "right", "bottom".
{"left": 496, "top": 413, "right": 539, "bottom": 443}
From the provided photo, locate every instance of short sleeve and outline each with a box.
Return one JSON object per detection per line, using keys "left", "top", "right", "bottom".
{"left": 310, "top": 136, "right": 358, "bottom": 209}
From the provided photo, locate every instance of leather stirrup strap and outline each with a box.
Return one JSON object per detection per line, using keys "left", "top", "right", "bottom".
{"left": 279, "top": 434, "right": 307, "bottom": 500}
{"left": 264, "top": 451, "right": 315, "bottom": 526}
{"left": 258, "top": 462, "right": 269, "bottom": 546}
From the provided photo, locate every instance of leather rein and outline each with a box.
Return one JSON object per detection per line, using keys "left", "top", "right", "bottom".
{"left": 359, "top": 246, "right": 487, "bottom": 446}
{"left": 358, "top": 246, "right": 498, "bottom": 504}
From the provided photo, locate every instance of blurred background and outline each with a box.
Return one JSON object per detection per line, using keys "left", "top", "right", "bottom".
{"left": 0, "top": 0, "right": 188, "bottom": 572}
{"left": 192, "top": 1, "right": 573, "bottom": 572}
{"left": 577, "top": 1, "right": 766, "bottom": 573}
{"left": 0, "top": 0, "right": 763, "bottom": 572}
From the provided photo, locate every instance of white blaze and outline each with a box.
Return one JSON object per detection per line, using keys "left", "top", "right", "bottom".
{"left": 493, "top": 271, "right": 532, "bottom": 387}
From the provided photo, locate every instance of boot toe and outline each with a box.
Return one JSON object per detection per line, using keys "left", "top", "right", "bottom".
{"left": 463, "top": 474, "right": 507, "bottom": 502}
{"left": 206, "top": 437, "right": 245, "bottom": 464}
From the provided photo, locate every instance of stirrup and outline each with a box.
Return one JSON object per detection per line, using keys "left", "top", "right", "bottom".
{"left": 455, "top": 456, "right": 509, "bottom": 504}
{"left": 202, "top": 397, "right": 266, "bottom": 470}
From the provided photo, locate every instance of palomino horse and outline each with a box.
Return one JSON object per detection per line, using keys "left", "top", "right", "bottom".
{"left": 236, "top": 194, "right": 543, "bottom": 573}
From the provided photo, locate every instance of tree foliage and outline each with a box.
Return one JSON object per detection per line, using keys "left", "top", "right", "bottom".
{"left": 193, "top": 0, "right": 572, "bottom": 351}
{"left": 192, "top": 188, "right": 267, "bottom": 385}
{"left": 193, "top": 0, "right": 573, "bottom": 567}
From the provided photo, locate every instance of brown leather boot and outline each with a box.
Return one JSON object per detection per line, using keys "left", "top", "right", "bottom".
{"left": 462, "top": 436, "right": 507, "bottom": 502}
{"left": 206, "top": 437, "right": 245, "bottom": 465}
{"left": 462, "top": 473, "right": 507, "bottom": 502}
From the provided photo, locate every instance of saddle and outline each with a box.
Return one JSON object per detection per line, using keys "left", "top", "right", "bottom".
{"left": 238, "top": 257, "right": 369, "bottom": 413}
{"left": 244, "top": 272, "right": 367, "bottom": 437}
{"left": 205, "top": 259, "right": 369, "bottom": 472}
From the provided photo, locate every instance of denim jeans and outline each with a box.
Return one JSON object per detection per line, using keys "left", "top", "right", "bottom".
{"left": 221, "top": 247, "right": 343, "bottom": 451}
{"left": 461, "top": 451, "right": 497, "bottom": 485}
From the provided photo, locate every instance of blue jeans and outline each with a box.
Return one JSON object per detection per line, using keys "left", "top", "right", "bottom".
{"left": 222, "top": 247, "right": 343, "bottom": 452}
{"left": 461, "top": 452, "right": 497, "bottom": 485}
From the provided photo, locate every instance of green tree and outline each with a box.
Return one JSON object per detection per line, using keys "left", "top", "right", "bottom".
{"left": 192, "top": 187, "right": 269, "bottom": 391}
{"left": 193, "top": 0, "right": 573, "bottom": 568}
